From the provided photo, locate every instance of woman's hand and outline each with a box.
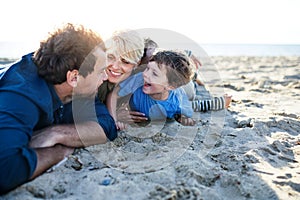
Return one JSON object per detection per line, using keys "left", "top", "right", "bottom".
{"left": 116, "top": 106, "right": 148, "bottom": 124}
{"left": 116, "top": 121, "right": 128, "bottom": 131}
{"left": 129, "top": 111, "right": 148, "bottom": 122}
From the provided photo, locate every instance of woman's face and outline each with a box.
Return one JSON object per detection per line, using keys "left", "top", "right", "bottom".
{"left": 106, "top": 53, "right": 136, "bottom": 84}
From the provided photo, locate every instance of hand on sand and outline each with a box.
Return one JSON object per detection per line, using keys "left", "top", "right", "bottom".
{"left": 175, "top": 114, "right": 196, "bottom": 126}
{"left": 116, "top": 121, "right": 128, "bottom": 131}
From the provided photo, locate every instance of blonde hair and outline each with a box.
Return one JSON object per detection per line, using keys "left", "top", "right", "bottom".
{"left": 105, "top": 30, "right": 144, "bottom": 64}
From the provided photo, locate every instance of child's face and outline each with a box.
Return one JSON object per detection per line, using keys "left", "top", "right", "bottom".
{"left": 142, "top": 61, "right": 169, "bottom": 95}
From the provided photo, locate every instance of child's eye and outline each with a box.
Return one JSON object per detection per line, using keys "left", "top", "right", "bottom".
{"left": 153, "top": 72, "right": 158, "bottom": 76}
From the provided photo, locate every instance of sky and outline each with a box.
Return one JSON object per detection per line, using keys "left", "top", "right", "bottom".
{"left": 0, "top": 0, "right": 300, "bottom": 57}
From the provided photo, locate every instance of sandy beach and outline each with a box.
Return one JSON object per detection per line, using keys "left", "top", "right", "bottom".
{"left": 1, "top": 56, "right": 300, "bottom": 200}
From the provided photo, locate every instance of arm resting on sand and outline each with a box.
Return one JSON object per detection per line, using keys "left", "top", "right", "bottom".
{"left": 30, "top": 121, "right": 107, "bottom": 148}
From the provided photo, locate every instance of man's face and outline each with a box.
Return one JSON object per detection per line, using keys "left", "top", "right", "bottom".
{"left": 75, "top": 47, "right": 108, "bottom": 97}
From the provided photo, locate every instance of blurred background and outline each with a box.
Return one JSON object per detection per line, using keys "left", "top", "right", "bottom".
{"left": 1, "top": 0, "right": 300, "bottom": 58}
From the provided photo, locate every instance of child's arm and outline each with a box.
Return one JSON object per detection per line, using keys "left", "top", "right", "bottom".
{"left": 175, "top": 88, "right": 195, "bottom": 126}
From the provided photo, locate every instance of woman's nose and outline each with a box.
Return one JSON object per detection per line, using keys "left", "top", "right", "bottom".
{"left": 109, "top": 60, "right": 122, "bottom": 69}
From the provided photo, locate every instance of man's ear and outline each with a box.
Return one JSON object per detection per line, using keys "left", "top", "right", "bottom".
{"left": 66, "top": 70, "right": 79, "bottom": 88}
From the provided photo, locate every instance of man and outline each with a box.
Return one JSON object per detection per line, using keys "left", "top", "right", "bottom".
{"left": 0, "top": 23, "right": 117, "bottom": 194}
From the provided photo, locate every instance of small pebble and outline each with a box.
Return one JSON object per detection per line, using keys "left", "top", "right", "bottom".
{"left": 101, "top": 178, "right": 111, "bottom": 186}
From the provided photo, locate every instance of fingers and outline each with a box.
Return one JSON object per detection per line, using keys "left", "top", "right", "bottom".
{"left": 129, "top": 111, "right": 146, "bottom": 117}
{"left": 116, "top": 110, "right": 148, "bottom": 128}
{"left": 130, "top": 115, "right": 148, "bottom": 122}
{"left": 176, "top": 116, "right": 196, "bottom": 126}
{"left": 182, "top": 118, "right": 196, "bottom": 126}
{"left": 116, "top": 121, "right": 127, "bottom": 131}
{"left": 128, "top": 111, "right": 148, "bottom": 122}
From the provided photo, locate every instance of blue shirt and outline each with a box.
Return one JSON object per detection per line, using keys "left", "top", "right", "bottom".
{"left": 118, "top": 72, "right": 193, "bottom": 120}
{"left": 118, "top": 72, "right": 144, "bottom": 97}
{"left": 0, "top": 53, "right": 117, "bottom": 186}
{"left": 129, "top": 87, "right": 193, "bottom": 120}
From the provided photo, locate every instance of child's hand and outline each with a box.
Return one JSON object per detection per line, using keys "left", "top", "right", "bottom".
{"left": 180, "top": 117, "right": 196, "bottom": 126}
{"left": 175, "top": 115, "right": 196, "bottom": 126}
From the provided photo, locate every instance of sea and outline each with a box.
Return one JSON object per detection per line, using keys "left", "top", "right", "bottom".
{"left": 1, "top": 41, "right": 300, "bottom": 59}
{"left": 201, "top": 44, "right": 300, "bottom": 57}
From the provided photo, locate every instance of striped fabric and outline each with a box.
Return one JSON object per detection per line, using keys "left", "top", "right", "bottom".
{"left": 192, "top": 96, "right": 225, "bottom": 111}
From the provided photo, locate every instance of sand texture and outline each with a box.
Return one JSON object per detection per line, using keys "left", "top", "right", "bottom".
{"left": 2, "top": 56, "right": 300, "bottom": 200}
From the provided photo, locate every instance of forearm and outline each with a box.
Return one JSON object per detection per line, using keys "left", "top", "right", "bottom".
{"left": 30, "top": 144, "right": 73, "bottom": 180}
{"left": 106, "top": 87, "right": 119, "bottom": 122}
{"left": 30, "top": 121, "right": 107, "bottom": 148}
{"left": 74, "top": 121, "right": 107, "bottom": 147}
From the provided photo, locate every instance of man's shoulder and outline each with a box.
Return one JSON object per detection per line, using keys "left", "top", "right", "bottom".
{"left": 1, "top": 53, "right": 38, "bottom": 80}
{"left": 0, "top": 53, "right": 52, "bottom": 108}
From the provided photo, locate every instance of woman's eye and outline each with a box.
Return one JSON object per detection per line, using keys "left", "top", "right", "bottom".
{"left": 120, "top": 58, "right": 130, "bottom": 65}
{"left": 107, "top": 55, "right": 115, "bottom": 60}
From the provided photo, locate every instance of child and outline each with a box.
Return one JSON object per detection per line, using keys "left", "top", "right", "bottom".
{"left": 141, "top": 41, "right": 231, "bottom": 110}
{"left": 109, "top": 50, "right": 196, "bottom": 130}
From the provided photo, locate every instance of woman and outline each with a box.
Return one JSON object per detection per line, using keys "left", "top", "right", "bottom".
{"left": 97, "top": 29, "right": 145, "bottom": 104}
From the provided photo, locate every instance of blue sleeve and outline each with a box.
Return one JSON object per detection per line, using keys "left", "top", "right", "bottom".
{"left": 94, "top": 99, "right": 118, "bottom": 141}
{"left": 176, "top": 88, "right": 193, "bottom": 118}
{"left": 0, "top": 91, "right": 39, "bottom": 182}
{"left": 118, "top": 72, "right": 144, "bottom": 96}
{"left": 71, "top": 98, "right": 117, "bottom": 141}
